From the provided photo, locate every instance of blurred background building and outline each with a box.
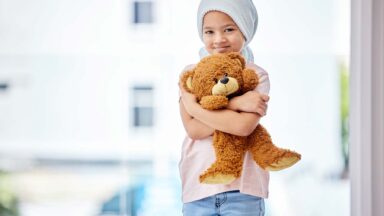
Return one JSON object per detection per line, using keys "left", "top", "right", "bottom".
{"left": 0, "top": 0, "right": 351, "bottom": 215}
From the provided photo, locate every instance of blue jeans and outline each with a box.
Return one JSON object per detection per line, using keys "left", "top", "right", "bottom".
{"left": 183, "top": 190, "right": 265, "bottom": 216}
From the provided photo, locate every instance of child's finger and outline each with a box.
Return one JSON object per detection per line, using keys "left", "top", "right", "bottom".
{"left": 259, "top": 99, "right": 268, "bottom": 107}
{"left": 259, "top": 102, "right": 268, "bottom": 115}
{"left": 261, "top": 95, "right": 270, "bottom": 102}
{"left": 256, "top": 107, "right": 265, "bottom": 116}
{"left": 260, "top": 103, "right": 267, "bottom": 111}
{"left": 258, "top": 102, "right": 266, "bottom": 110}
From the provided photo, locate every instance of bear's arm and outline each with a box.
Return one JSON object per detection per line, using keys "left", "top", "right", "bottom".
{"left": 200, "top": 95, "right": 229, "bottom": 110}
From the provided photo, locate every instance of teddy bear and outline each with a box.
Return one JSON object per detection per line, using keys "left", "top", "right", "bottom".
{"left": 180, "top": 52, "right": 301, "bottom": 184}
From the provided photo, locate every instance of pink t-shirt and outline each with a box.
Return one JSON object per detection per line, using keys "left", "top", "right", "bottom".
{"left": 179, "top": 63, "right": 270, "bottom": 203}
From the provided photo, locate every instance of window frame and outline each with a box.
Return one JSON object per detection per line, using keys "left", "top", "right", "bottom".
{"left": 350, "top": 0, "right": 384, "bottom": 215}
{"left": 131, "top": 85, "right": 154, "bottom": 128}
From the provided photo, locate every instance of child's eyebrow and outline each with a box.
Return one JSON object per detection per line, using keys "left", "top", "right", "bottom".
{"left": 222, "top": 24, "right": 237, "bottom": 28}
{"left": 203, "top": 23, "right": 237, "bottom": 29}
{"left": 203, "top": 26, "right": 213, "bottom": 30}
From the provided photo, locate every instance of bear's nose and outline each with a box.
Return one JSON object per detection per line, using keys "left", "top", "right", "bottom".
{"left": 220, "top": 77, "right": 229, "bottom": 84}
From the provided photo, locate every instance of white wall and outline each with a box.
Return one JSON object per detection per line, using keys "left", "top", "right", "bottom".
{"left": 0, "top": 0, "right": 179, "bottom": 159}
{"left": 0, "top": 0, "right": 348, "bottom": 178}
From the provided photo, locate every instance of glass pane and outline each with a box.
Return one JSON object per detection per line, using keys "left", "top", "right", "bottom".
{"left": 134, "top": 106, "right": 153, "bottom": 127}
{"left": 0, "top": 82, "right": 9, "bottom": 92}
{"left": 134, "top": 1, "right": 153, "bottom": 24}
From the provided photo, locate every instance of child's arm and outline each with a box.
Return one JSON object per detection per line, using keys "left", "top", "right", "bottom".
{"left": 178, "top": 64, "right": 214, "bottom": 140}
{"left": 179, "top": 99, "right": 215, "bottom": 139}
{"left": 228, "top": 68, "right": 270, "bottom": 115}
{"left": 180, "top": 87, "right": 263, "bottom": 137}
{"left": 178, "top": 65, "right": 269, "bottom": 138}
{"left": 228, "top": 91, "right": 269, "bottom": 115}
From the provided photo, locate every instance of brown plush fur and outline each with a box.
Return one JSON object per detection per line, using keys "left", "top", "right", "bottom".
{"left": 180, "top": 52, "right": 301, "bottom": 184}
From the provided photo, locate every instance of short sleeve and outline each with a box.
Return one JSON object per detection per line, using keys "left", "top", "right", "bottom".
{"left": 247, "top": 64, "right": 270, "bottom": 95}
{"left": 180, "top": 64, "right": 195, "bottom": 76}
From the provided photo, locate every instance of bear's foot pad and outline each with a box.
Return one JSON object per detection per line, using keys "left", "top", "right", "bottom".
{"left": 265, "top": 153, "right": 301, "bottom": 171}
{"left": 200, "top": 173, "right": 236, "bottom": 184}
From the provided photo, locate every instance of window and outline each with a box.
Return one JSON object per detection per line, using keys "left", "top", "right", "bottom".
{"left": 133, "top": 1, "right": 154, "bottom": 24}
{"left": 0, "top": 82, "right": 9, "bottom": 92}
{"left": 132, "top": 85, "right": 154, "bottom": 127}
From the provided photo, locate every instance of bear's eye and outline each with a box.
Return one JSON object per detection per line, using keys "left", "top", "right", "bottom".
{"left": 224, "top": 73, "right": 228, "bottom": 77}
{"left": 213, "top": 78, "right": 218, "bottom": 83}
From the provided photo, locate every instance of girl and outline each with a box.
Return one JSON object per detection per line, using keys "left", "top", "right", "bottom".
{"left": 179, "top": 0, "right": 270, "bottom": 215}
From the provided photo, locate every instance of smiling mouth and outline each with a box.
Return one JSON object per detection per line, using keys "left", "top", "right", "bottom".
{"left": 214, "top": 46, "right": 230, "bottom": 52}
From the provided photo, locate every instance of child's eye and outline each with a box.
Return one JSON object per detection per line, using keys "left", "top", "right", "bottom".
{"left": 224, "top": 28, "right": 235, "bottom": 32}
{"left": 204, "top": 30, "right": 214, "bottom": 34}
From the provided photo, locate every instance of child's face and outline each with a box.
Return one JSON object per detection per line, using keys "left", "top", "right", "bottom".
{"left": 202, "top": 11, "right": 245, "bottom": 55}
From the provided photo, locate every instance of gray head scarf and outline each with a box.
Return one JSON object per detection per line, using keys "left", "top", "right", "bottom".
{"left": 197, "top": 0, "right": 258, "bottom": 63}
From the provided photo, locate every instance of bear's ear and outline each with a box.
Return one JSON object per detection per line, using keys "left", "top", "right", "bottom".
{"left": 180, "top": 69, "right": 195, "bottom": 92}
{"left": 242, "top": 68, "right": 259, "bottom": 92}
{"left": 227, "top": 52, "right": 246, "bottom": 68}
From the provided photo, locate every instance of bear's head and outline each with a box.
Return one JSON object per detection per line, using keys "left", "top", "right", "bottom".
{"left": 180, "top": 52, "right": 259, "bottom": 102}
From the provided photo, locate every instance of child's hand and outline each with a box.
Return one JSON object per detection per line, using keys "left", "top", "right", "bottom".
{"left": 228, "top": 91, "right": 269, "bottom": 116}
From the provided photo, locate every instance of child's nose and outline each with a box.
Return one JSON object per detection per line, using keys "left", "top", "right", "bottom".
{"left": 214, "top": 33, "right": 226, "bottom": 44}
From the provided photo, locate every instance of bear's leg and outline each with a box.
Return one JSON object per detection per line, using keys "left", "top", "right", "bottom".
{"left": 200, "top": 132, "right": 247, "bottom": 184}
{"left": 248, "top": 125, "right": 301, "bottom": 171}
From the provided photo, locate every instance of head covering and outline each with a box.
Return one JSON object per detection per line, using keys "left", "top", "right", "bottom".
{"left": 197, "top": 0, "right": 258, "bottom": 63}
{"left": 197, "top": 0, "right": 258, "bottom": 46}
